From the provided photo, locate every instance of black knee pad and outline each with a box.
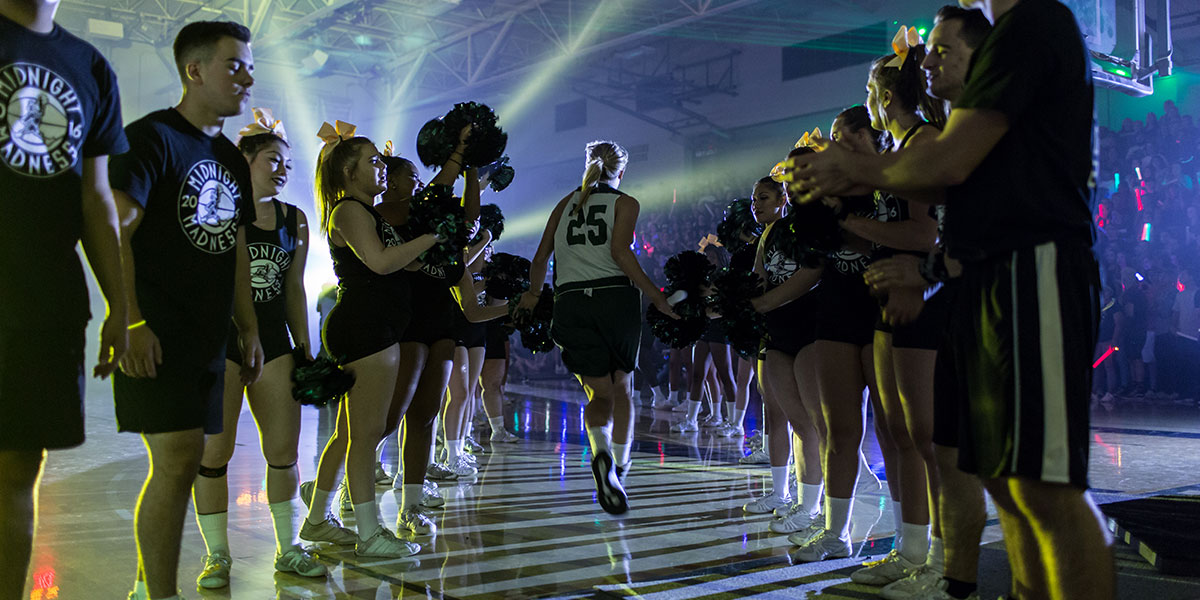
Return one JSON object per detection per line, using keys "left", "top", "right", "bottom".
{"left": 197, "top": 463, "right": 228, "bottom": 478}
{"left": 268, "top": 461, "right": 297, "bottom": 470}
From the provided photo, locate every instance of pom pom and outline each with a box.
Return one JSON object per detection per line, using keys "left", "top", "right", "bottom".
{"left": 646, "top": 304, "right": 707, "bottom": 349}
{"left": 405, "top": 184, "right": 468, "bottom": 268}
{"left": 416, "top": 102, "right": 509, "bottom": 170}
{"left": 482, "top": 252, "right": 531, "bottom": 299}
{"left": 711, "top": 267, "right": 767, "bottom": 359}
{"left": 716, "top": 197, "right": 763, "bottom": 249}
{"left": 291, "top": 349, "right": 355, "bottom": 407}
{"left": 509, "top": 284, "right": 555, "bottom": 353}
{"left": 481, "top": 155, "right": 515, "bottom": 192}
{"left": 415, "top": 118, "right": 451, "bottom": 170}
{"left": 783, "top": 201, "right": 842, "bottom": 256}
{"left": 478, "top": 203, "right": 505, "bottom": 241}
{"left": 663, "top": 251, "right": 715, "bottom": 294}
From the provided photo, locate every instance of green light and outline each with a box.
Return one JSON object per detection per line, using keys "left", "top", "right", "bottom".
{"left": 892, "top": 20, "right": 899, "bottom": 25}
{"left": 918, "top": 28, "right": 927, "bottom": 35}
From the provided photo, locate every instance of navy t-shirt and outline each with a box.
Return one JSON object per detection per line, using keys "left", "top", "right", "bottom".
{"left": 946, "top": 0, "right": 1096, "bottom": 261}
{"left": 0, "top": 15, "right": 127, "bottom": 329}
{"left": 109, "top": 108, "right": 254, "bottom": 365}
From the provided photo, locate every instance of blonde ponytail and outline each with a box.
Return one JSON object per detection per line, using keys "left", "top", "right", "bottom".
{"left": 573, "top": 140, "right": 629, "bottom": 216}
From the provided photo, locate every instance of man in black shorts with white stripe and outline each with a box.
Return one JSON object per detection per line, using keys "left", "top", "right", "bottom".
{"left": 109, "top": 21, "right": 263, "bottom": 600}
{"left": 789, "top": 0, "right": 1114, "bottom": 598}
{"left": 0, "top": 1, "right": 129, "bottom": 597}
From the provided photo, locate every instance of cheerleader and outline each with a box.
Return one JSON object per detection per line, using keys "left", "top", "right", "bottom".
{"left": 674, "top": 244, "right": 736, "bottom": 433}
{"left": 300, "top": 124, "right": 438, "bottom": 558}
{"left": 190, "top": 111, "right": 325, "bottom": 588}
{"left": 726, "top": 226, "right": 761, "bottom": 440}
{"left": 517, "top": 140, "right": 676, "bottom": 514}
{"left": 480, "top": 257, "right": 520, "bottom": 443}
{"left": 741, "top": 171, "right": 825, "bottom": 541}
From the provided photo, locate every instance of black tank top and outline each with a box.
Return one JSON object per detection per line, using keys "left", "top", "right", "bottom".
{"left": 729, "top": 241, "right": 757, "bottom": 273}
{"left": 233, "top": 200, "right": 299, "bottom": 341}
{"left": 871, "top": 122, "right": 931, "bottom": 261}
{"left": 760, "top": 218, "right": 822, "bottom": 292}
{"left": 329, "top": 199, "right": 407, "bottom": 293}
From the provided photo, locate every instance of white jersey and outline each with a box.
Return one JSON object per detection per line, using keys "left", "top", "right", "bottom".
{"left": 553, "top": 185, "right": 627, "bottom": 288}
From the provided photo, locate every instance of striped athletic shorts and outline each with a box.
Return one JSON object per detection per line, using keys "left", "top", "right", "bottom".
{"left": 946, "top": 241, "right": 1099, "bottom": 489}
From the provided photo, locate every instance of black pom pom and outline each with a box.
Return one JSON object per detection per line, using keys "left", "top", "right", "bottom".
{"left": 481, "top": 156, "right": 515, "bottom": 192}
{"left": 716, "top": 197, "right": 763, "bottom": 249}
{"left": 646, "top": 302, "right": 706, "bottom": 349}
{"left": 291, "top": 350, "right": 355, "bottom": 407}
{"left": 711, "top": 267, "right": 767, "bottom": 359}
{"left": 443, "top": 102, "right": 508, "bottom": 168}
{"left": 509, "top": 284, "right": 555, "bottom": 353}
{"left": 478, "top": 203, "right": 505, "bottom": 241}
{"left": 784, "top": 202, "right": 842, "bottom": 256}
{"left": 406, "top": 184, "right": 469, "bottom": 268}
{"left": 482, "top": 252, "right": 531, "bottom": 299}
{"left": 415, "top": 118, "right": 452, "bottom": 169}
{"left": 663, "top": 251, "right": 715, "bottom": 293}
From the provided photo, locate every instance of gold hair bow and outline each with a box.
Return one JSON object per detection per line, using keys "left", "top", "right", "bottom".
{"left": 795, "top": 127, "right": 823, "bottom": 149}
{"left": 698, "top": 233, "right": 723, "bottom": 252}
{"left": 885, "top": 25, "right": 923, "bottom": 68}
{"left": 383, "top": 140, "right": 396, "bottom": 157}
{"left": 238, "top": 107, "right": 287, "bottom": 141}
{"left": 316, "top": 120, "right": 357, "bottom": 146}
{"left": 770, "top": 161, "right": 788, "bottom": 183}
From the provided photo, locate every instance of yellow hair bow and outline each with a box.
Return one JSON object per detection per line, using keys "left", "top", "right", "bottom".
{"left": 238, "top": 107, "right": 287, "bottom": 142}
{"left": 770, "top": 161, "right": 788, "bottom": 183}
{"left": 316, "top": 120, "right": 357, "bottom": 147}
{"left": 795, "top": 127, "right": 823, "bottom": 149}
{"left": 383, "top": 140, "right": 396, "bottom": 157}
{"left": 697, "top": 233, "right": 723, "bottom": 252}
{"left": 885, "top": 25, "right": 923, "bottom": 68}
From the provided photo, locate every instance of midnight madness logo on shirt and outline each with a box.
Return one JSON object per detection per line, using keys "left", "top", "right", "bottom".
{"left": 764, "top": 247, "right": 799, "bottom": 286}
{"left": 179, "top": 160, "right": 241, "bottom": 253}
{"left": 248, "top": 242, "right": 290, "bottom": 302}
{"left": 0, "top": 62, "right": 85, "bottom": 178}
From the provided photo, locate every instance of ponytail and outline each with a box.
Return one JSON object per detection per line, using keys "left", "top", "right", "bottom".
{"left": 870, "top": 45, "right": 948, "bottom": 133}
{"left": 314, "top": 136, "right": 373, "bottom": 233}
{"left": 573, "top": 140, "right": 629, "bottom": 216}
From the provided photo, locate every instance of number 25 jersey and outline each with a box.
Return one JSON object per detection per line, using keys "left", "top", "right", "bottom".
{"left": 553, "top": 184, "right": 626, "bottom": 288}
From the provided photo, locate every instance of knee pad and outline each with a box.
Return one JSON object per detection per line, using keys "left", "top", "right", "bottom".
{"left": 267, "top": 461, "right": 297, "bottom": 471}
{"left": 197, "top": 463, "right": 228, "bottom": 478}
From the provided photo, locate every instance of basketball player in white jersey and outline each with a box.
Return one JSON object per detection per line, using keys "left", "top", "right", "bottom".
{"left": 518, "top": 140, "right": 676, "bottom": 514}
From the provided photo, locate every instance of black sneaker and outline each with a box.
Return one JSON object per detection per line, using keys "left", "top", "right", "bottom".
{"left": 591, "top": 450, "right": 629, "bottom": 515}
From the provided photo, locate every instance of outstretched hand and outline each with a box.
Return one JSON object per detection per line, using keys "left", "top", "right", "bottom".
{"left": 785, "top": 137, "right": 872, "bottom": 203}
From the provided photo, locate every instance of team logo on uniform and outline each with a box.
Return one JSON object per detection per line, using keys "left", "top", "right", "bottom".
{"left": 0, "top": 62, "right": 85, "bottom": 178}
{"left": 764, "top": 248, "right": 798, "bottom": 286}
{"left": 380, "top": 221, "right": 402, "bottom": 247}
{"left": 421, "top": 262, "right": 446, "bottom": 279}
{"left": 178, "top": 160, "right": 241, "bottom": 254}
{"left": 248, "top": 242, "right": 291, "bottom": 302}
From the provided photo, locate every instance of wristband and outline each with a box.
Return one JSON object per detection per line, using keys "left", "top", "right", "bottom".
{"left": 128, "top": 319, "right": 147, "bottom": 330}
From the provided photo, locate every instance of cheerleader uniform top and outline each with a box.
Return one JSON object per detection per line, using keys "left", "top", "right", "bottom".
{"left": 759, "top": 216, "right": 824, "bottom": 354}
{"left": 226, "top": 199, "right": 300, "bottom": 363}
{"left": 329, "top": 199, "right": 409, "bottom": 298}
{"left": 871, "top": 122, "right": 933, "bottom": 262}
{"left": 553, "top": 184, "right": 629, "bottom": 291}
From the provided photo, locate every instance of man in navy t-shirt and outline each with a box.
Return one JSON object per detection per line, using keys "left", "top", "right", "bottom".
{"left": 789, "top": 1, "right": 1113, "bottom": 598}
{"left": 108, "top": 20, "right": 263, "bottom": 600}
{"left": 0, "top": 1, "right": 129, "bottom": 596}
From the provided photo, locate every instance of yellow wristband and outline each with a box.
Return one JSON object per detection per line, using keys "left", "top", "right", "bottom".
{"left": 128, "top": 319, "right": 147, "bottom": 330}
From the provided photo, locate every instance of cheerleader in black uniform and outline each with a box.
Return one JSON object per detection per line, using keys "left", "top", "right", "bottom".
{"left": 741, "top": 173, "right": 825, "bottom": 527}
{"left": 480, "top": 252, "right": 519, "bottom": 443}
{"left": 375, "top": 149, "right": 506, "bottom": 535}
{"left": 821, "top": 44, "right": 946, "bottom": 580}
{"left": 726, "top": 228, "right": 760, "bottom": 441}
{"left": 518, "top": 140, "right": 676, "bottom": 514}
{"left": 674, "top": 244, "right": 736, "bottom": 433}
{"left": 300, "top": 125, "right": 438, "bottom": 558}
{"left": 192, "top": 111, "right": 326, "bottom": 587}
{"left": 442, "top": 240, "right": 499, "bottom": 469}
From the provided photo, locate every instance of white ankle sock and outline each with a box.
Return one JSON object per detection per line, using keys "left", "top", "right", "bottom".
{"left": 824, "top": 495, "right": 853, "bottom": 539}
{"left": 488, "top": 416, "right": 505, "bottom": 433}
{"left": 891, "top": 500, "right": 904, "bottom": 547}
{"left": 770, "top": 466, "right": 790, "bottom": 500}
{"left": 447, "top": 439, "right": 462, "bottom": 462}
{"left": 196, "top": 511, "right": 229, "bottom": 555}
{"left": 353, "top": 501, "right": 381, "bottom": 539}
{"left": 612, "top": 442, "right": 631, "bottom": 467}
{"left": 685, "top": 400, "right": 702, "bottom": 421}
{"left": 799, "top": 482, "right": 823, "bottom": 517}
{"left": 401, "top": 483, "right": 422, "bottom": 510}
{"left": 375, "top": 439, "right": 386, "bottom": 462}
{"left": 268, "top": 500, "right": 297, "bottom": 552}
{"left": 927, "top": 536, "right": 945, "bottom": 571}
{"left": 899, "top": 522, "right": 931, "bottom": 564}
{"left": 306, "top": 486, "right": 334, "bottom": 524}
{"left": 668, "top": 390, "right": 680, "bottom": 404}
{"left": 586, "top": 425, "right": 613, "bottom": 456}
{"left": 732, "top": 407, "right": 746, "bottom": 427}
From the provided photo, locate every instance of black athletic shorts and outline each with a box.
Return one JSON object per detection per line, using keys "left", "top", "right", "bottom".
{"left": 699, "top": 318, "right": 727, "bottom": 344}
{"left": 0, "top": 327, "right": 86, "bottom": 450}
{"left": 484, "top": 320, "right": 511, "bottom": 360}
{"left": 932, "top": 280, "right": 962, "bottom": 448}
{"left": 815, "top": 273, "right": 877, "bottom": 347}
{"left": 764, "top": 288, "right": 819, "bottom": 356}
{"left": 946, "top": 241, "right": 1099, "bottom": 489}
{"left": 551, "top": 278, "right": 641, "bottom": 377}
{"left": 401, "top": 289, "right": 458, "bottom": 345}
{"left": 455, "top": 308, "right": 488, "bottom": 348}
{"left": 113, "top": 332, "right": 225, "bottom": 435}
{"left": 323, "top": 286, "right": 410, "bottom": 364}
{"left": 226, "top": 320, "right": 292, "bottom": 366}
